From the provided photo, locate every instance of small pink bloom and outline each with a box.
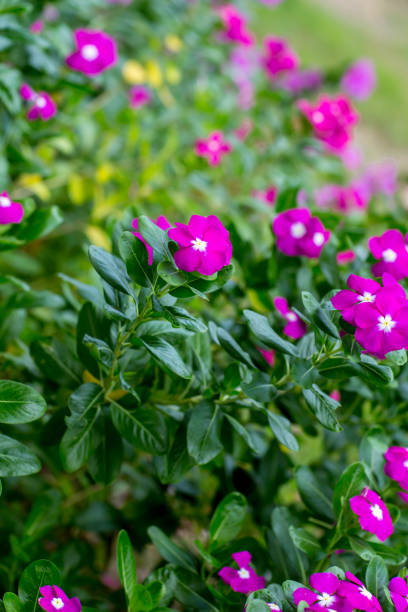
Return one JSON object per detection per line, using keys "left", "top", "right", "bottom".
{"left": 341, "top": 59, "right": 376, "bottom": 101}
{"left": 218, "top": 551, "right": 266, "bottom": 594}
{"left": 234, "top": 118, "right": 253, "bottom": 141}
{"left": 384, "top": 447, "right": 408, "bottom": 490}
{"left": 349, "top": 487, "right": 393, "bottom": 542}
{"left": 66, "top": 29, "right": 117, "bottom": 76}
{"left": 279, "top": 69, "right": 322, "bottom": 95}
{"left": 272, "top": 208, "right": 330, "bottom": 258}
{"left": 132, "top": 216, "right": 171, "bottom": 265}
{"left": 339, "top": 145, "right": 363, "bottom": 170}
{"left": 293, "top": 572, "right": 348, "bottom": 612}
{"left": 20, "top": 83, "right": 35, "bottom": 101}
{"left": 368, "top": 229, "right": 408, "bottom": 280}
{"left": 330, "top": 390, "right": 341, "bottom": 402}
{"left": 169, "top": 214, "right": 232, "bottom": 276}
{"left": 274, "top": 296, "right": 307, "bottom": 339}
{"left": 195, "top": 131, "right": 232, "bottom": 166}
{"left": 129, "top": 85, "right": 151, "bottom": 108}
{"left": 315, "top": 183, "right": 369, "bottom": 214}
{"left": 364, "top": 161, "right": 397, "bottom": 198}
{"left": 253, "top": 187, "right": 278, "bottom": 206}
{"left": 43, "top": 5, "right": 59, "bottom": 21}
{"left": 388, "top": 576, "right": 408, "bottom": 612}
{"left": 30, "top": 20, "right": 44, "bottom": 34}
{"left": 0, "top": 191, "right": 24, "bottom": 225}
{"left": 338, "top": 572, "right": 381, "bottom": 611}
{"left": 261, "top": 36, "right": 299, "bottom": 79}
{"left": 336, "top": 250, "right": 356, "bottom": 266}
{"left": 298, "top": 95, "right": 358, "bottom": 152}
{"left": 216, "top": 5, "right": 254, "bottom": 46}
{"left": 38, "top": 585, "right": 81, "bottom": 612}
{"left": 257, "top": 347, "right": 275, "bottom": 366}
{"left": 26, "top": 92, "right": 57, "bottom": 121}
{"left": 331, "top": 274, "right": 383, "bottom": 325}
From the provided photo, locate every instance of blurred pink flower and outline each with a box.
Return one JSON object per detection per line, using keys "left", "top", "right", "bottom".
{"left": 272, "top": 208, "right": 330, "bottom": 258}
{"left": 257, "top": 347, "right": 275, "bottom": 366}
{"left": 279, "top": 69, "right": 322, "bottom": 95}
{"left": 330, "top": 390, "right": 341, "bottom": 401}
{"left": 261, "top": 36, "right": 298, "bottom": 79}
{"left": 129, "top": 85, "right": 151, "bottom": 108}
{"left": 384, "top": 447, "right": 408, "bottom": 489}
{"left": 30, "top": 20, "right": 44, "bottom": 34}
{"left": 216, "top": 5, "right": 254, "bottom": 46}
{"left": 195, "top": 131, "right": 232, "bottom": 166}
{"left": 315, "top": 182, "right": 369, "bottom": 214}
{"left": 234, "top": 118, "right": 253, "bottom": 141}
{"left": 336, "top": 250, "right": 356, "bottom": 266}
{"left": 253, "top": 187, "right": 278, "bottom": 206}
{"left": 274, "top": 296, "right": 307, "bottom": 339}
{"left": 0, "top": 191, "right": 24, "bottom": 225}
{"left": 66, "top": 29, "right": 117, "bottom": 76}
{"left": 341, "top": 59, "right": 376, "bottom": 101}
{"left": 368, "top": 229, "right": 408, "bottom": 280}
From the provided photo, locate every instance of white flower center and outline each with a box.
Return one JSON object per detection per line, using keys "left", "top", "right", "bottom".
{"left": 317, "top": 593, "right": 336, "bottom": 608}
{"left": 238, "top": 568, "right": 250, "bottom": 579}
{"left": 36, "top": 96, "right": 47, "bottom": 108}
{"left": 290, "top": 222, "right": 307, "bottom": 238}
{"left": 191, "top": 237, "right": 208, "bottom": 252}
{"left": 404, "top": 460, "right": 408, "bottom": 469}
{"left": 208, "top": 140, "right": 220, "bottom": 152}
{"left": 357, "top": 292, "right": 375, "bottom": 303}
{"left": 358, "top": 586, "right": 373, "bottom": 600}
{"left": 370, "top": 504, "right": 383, "bottom": 520}
{"left": 268, "top": 606, "right": 280, "bottom": 611}
{"left": 377, "top": 314, "right": 396, "bottom": 334}
{"left": 382, "top": 248, "right": 397, "bottom": 263}
{"left": 81, "top": 44, "right": 99, "bottom": 61}
{"left": 51, "top": 599, "right": 64, "bottom": 610}
{"left": 312, "top": 111, "right": 324, "bottom": 124}
{"left": 0, "top": 195, "right": 11, "bottom": 207}
{"left": 286, "top": 312, "right": 297, "bottom": 322}
{"left": 313, "top": 232, "right": 325, "bottom": 246}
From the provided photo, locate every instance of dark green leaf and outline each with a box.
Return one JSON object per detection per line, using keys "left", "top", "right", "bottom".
{"left": 0, "top": 380, "right": 46, "bottom": 424}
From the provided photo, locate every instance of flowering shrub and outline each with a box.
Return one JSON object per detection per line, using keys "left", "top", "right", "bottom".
{"left": 1, "top": 1, "right": 408, "bottom": 611}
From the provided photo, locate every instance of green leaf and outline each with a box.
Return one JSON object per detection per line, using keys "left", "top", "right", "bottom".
{"left": 23, "top": 490, "right": 61, "bottom": 543}
{"left": 141, "top": 336, "right": 191, "bottom": 379}
{"left": 267, "top": 412, "right": 299, "bottom": 451}
{"left": 110, "top": 399, "right": 167, "bottom": 454}
{"left": 88, "top": 416, "right": 124, "bottom": 485}
{"left": 61, "top": 383, "right": 104, "bottom": 472}
{"left": 117, "top": 530, "right": 138, "bottom": 606}
{"left": 333, "top": 462, "right": 366, "bottom": 519}
{"left": 0, "top": 380, "right": 46, "bottom": 424}
{"left": 187, "top": 401, "right": 223, "bottom": 465}
{"left": 359, "top": 354, "right": 393, "bottom": 385}
{"left": 157, "top": 261, "right": 186, "bottom": 287}
{"left": 89, "top": 245, "right": 132, "bottom": 296}
{"left": 246, "top": 602, "right": 272, "bottom": 612}
{"left": 16, "top": 206, "right": 62, "bottom": 242}
{"left": 244, "top": 309, "right": 298, "bottom": 357}
{"left": 172, "top": 568, "right": 218, "bottom": 611}
{"left": 289, "top": 526, "right": 321, "bottom": 556}
{"left": 0, "top": 434, "right": 41, "bottom": 477}
{"left": 214, "top": 325, "right": 255, "bottom": 368}
{"left": 302, "top": 385, "right": 342, "bottom": 432}
{"left": 18, "top": 559, "right": 61, "bottom": 606}
{"left": 31, "top": 339, "right": 82, "bottom": 388}
{"left": 148, "top": 526, "right": 196, "bottom": 571}
{"left": 271, "top": 507, "right": 308, "bottom": 582}
{"left": 242, "top": 371, "right": 277, "bottom": 403}
{"left": 209, "top": 492, "right": 248, "bottom": 550}
{"left": 365, "top": 556, "right": 388, "bottom": 599}
{"left": 295, "top": 466, "right": 334, "bottom": 520}
{"left": 3, "top": 592, "right": 23, "bottom": 612}
{"left": 119, "top": 231, "right": 154, "bottom": 288}
{"left": 138, "top": 215, "right": 170, "bottom": 262}
{"left": 225, "top": 414, "right": 261, "bottom": 455}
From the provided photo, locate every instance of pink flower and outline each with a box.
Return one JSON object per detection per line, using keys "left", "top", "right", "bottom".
{"left": 261, "top": 37, "right": 299, "bottom": 79}
{"left": 331, "top": 274, "right": 383, "bottom": 325}
{"left": 257, "top": 347, "right": 275, "bottom": 366}
{"left": 384, "top": 447, "right": 408, "bottom": 490}
{"left": 279, "top": 69, "right": 322, "bottom": 95}
{"left": 38, "top": 585, "right": 81, "bottom": 612}
{"left": 368, "top": 229, "right": 408, "bottom": 280}
{"left": 339, "top": 145, "right": 363, "bottom": 171}
{"left": 129, "top": 85, "right": 151, "bottom": 108}
{"left": 132, "top": 216, "right": 171, "bottom": 265}
{"left": 20, "top": 83, "right": 35, "bottom": 100}
{"left": 274, "top": 296, "right": 307, "bottom": 339}
{"left": 66, "top": 29, "right": 117, "bottom": 76}
{"left": 349, "top": 487, "right": 393, "bottom": 542}
{"left": 168, "top": 214, "right": 232, "bottom": 276}
{"left": 195, "top": 131, "right": 232, "bottom": 166}
{"left": 20, "top": 84, "right": 57, "bottom": 121}
{"left": 336, "top": 250, "right": 356, "bottom": 266}
{"left": 253, "top": 187, "right": 278, "bottom": 206}
{"left": 0, "top": 191, "right": 24, "bottom": 225}
{"left": 330, "top": 390, "right": 341, "bottom": 402}
{"left": 216, "top": 5, "right": 254, "bottom": 46}
{"left": 30, "top": 20, "right": 44, "bottom": 34}
{"left": 234, "top": 118, "right": 253, "bottom": 141}
{"left": 272, "top": 208, "right": 330, "bottom": 258}
{"left": 315, "top": 183, "right": 369, "bottom": 214}
{"left": 338, "top": 572, "right": 381, "bottom": 611}
{"left": 388, "top": 576, "right": 408, "bottom": 612}
{"left": 218, "top": 551, "right": 266, "bottom": 594}
{"left": 364, "top": 162, "right": 397, "bottom": 197}
{"left": 341, "top": 59, "right": 376, "bottom": 101}
{"left": 298, "top": 95, "right": 358, "bottom": 152}
{"left": 293, "top": 572, "right": 348, "bottom": 612}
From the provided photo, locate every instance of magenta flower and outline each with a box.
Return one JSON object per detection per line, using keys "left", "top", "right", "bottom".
{"left": 279, "top": 69, "right": 322, "bottom": 95}
{"left": 315, "top": 183, "right": 369, "bottom": 214}
{"left": 132, "top": 216, "right": 171, "bottom": 265}
{"left": 195, "top": 131, "right": 232, "bottom": 166}
{"left": 368, "top": 229, "right": 408, "bottom": 280}
{"left": 66, "top": 29, "right": 117, "bottom": 76}
{"left": 349, "top": 487, "right": 393, "bottom": 541}
{"left": 0, "top": 191, "right": 24, "bottom": 225}
{"left": 218, "top": 551, "right": 266, "bottom": 594}
{"left": 293, "top": 572, "right": 348, "bottom": 612}
{"left": 253, "top": 187, "right": 278, "bottom": 206}
{"left": 274, "top": 296, "right": 307, "bottom": 339}
{"left": 20, "top": 84, "right": 56, "bottom": 121}
{"left": 384, "top": 447, "right": 408, "bottom": 490}
{"left": 364, "top": 162, "right": 397, "bottom": 198}
{"left": 298, "top": 95, "right": 358, "bottom": 152}
{"left": 216, "top": 5, "right": 254, "bottom": 46}
{"left": 388, "top": 576, "right": 408, "bottom": 612}
{"left": 330, "top": 390, "right": 341, "bottom": 402}
{"left": 38, "top": 585, "right": 81, "bottom": 612}
{"left": 129, "top": 85, "right": 151, "bottom": 109}
{"left": 341, "top": 59, "right": 376, "bottom": 101}
{"left": 168, "top": 214, "right": 232, "bottom": 276}
{"left": 272, "top": 208, "right": 330, "bottom": 258}
{"left": 331, "top": 274, "right": 384, "bottom": 325}
{"left": 257, "top": 347, "right": 275, "bottom": 366}
{"left": 336, "top": 250, "right": 356, "bottom": 266}
{"left": 338, "top": 572, "right": 381, "bottom": 611}
{"left": 261, "top": 36, "right": 299, "bottom": 79}
{"left": 30, "top": 19, "right": 44, "bottom": 34}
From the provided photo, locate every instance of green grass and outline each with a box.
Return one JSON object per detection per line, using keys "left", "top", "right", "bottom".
{"left": 252, "top": 0, "right": 408, "bottom": 153}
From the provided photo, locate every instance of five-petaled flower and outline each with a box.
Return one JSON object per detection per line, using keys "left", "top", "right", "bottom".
{"left": 298, "top": 95, "right": 358, "bottom": 152}
{"left": 384, "top": 447, "right": 408, "bottom": 490}
{"left": 338, "top": 572, "right": 381, "bottom": 611}
{"left": 169, "top": 214, "right": 232, "bottom": 276}
{"left": 368, "top": 229, "right": 408, "bottom": 280}
{"left": 261, "top": 36, "right": 299, "bottom": 79}
{"left": 216, "top": 4, "right": 254, "bottom": 46}
{"left": 20, "top": 83, "right": 57, "bottom": 121}
{"left": 195, "top": 131, "right": 232, "bottom": 166}
{"left": 388, "top": 575, "right": 408, "bottom": 612}
{"left": 293, "top": 572, "right": 347, "bottom": 612}
{"left": 331, "top": 274, "right": 384, "bottom": 325}
{"left": 218, "top": 551, "right": 266, "bottom": 594}
{"left": 349, "top": 487, "right": 393, "bottom": 542}
{"left": 274, "top": 296, "right": 307, "bottom": 339}
{"left": 272, "top": 208, "right": 330, "bottom": 258}
{"left": 66, "top": 29, "right": 118, "bottom": 76}
{"left": 132, "top": 216, "right": 171, "bottom": 265}
{"left": 0, "top": 191, "right": 24, "bottom": 225}
{"left": 38, "top": 585, "right": 81, "bottom": 612}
